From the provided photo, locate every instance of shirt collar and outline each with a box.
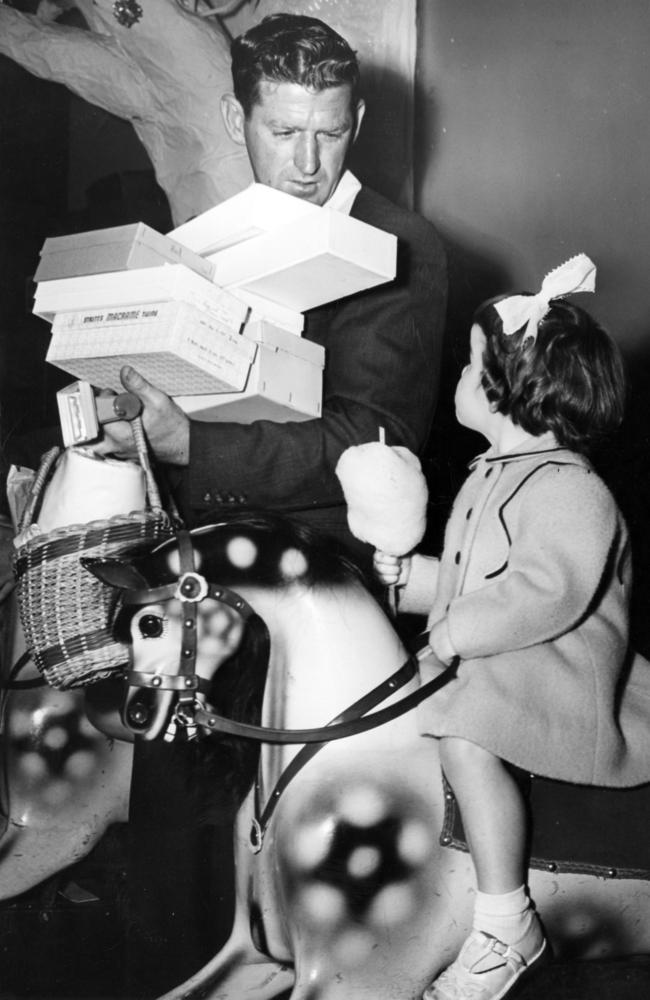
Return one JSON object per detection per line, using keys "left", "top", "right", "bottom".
{"left": 324, "top": 170, "right": 361, "bottom": 215}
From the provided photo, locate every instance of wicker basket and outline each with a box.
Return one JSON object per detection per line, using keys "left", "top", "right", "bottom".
{"left": 14, "top": 441, "right": 173, "bottom": 689}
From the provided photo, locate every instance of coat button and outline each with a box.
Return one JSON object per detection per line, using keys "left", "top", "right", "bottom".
{"left": 485, "top": 467, "right": 493, "bottom": 478}
{"left": 202, "top": 492, "right": 212, "bottom": 504}
{"left": 454, "top": 551, "right": 461, "bottom": 564}
{"left": 466, "top": 508, "right": 473, "bottom": 519}
{"left": 214, "top": 492, "right": 224, "bottom": 503}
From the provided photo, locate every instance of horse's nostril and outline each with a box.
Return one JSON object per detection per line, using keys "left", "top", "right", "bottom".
{"left": 127, "top": 702, "right": 151, "bottom": 728}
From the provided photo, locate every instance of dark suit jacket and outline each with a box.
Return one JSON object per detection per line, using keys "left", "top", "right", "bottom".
{"left": 179, "top": 186, "right": 448, "bottom": 563}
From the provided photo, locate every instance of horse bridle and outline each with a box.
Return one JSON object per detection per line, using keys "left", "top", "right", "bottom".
{"left": 122, "top": 530, "right": 256, "bottom": 733}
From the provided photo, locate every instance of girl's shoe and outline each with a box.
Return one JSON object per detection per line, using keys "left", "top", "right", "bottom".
{"left": 423, "top": 918, "right": 548, "bottom": 1000}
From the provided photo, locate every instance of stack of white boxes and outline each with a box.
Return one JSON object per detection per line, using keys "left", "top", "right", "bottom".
{"left": 35, "top": 184, "right": 397, "bottom": 423}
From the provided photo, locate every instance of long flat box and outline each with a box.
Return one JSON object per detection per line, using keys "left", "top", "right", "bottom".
{"left": 33, "top": 263, "right": 248, "bottom": 327}
{"left": 207, "top": 208, "right": 397, "bottom": 312}
{"left": 169, "top": 183, "right": 319, "bottom": 255}
{"left": 34, "top": 222, "right": 215, "bottom": 282}
{"left": 174, "top": 323, "right": 324, "bottom": 423}
{"left": 46, "top": 300, "right": 257, "bottom": 395}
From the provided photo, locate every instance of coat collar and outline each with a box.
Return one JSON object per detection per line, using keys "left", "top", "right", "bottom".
{"left": 468, "top": 433, "right": 590, "bottom": 471}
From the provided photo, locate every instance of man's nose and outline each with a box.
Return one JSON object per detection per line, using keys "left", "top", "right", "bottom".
{"left": 294, "top": 133, "right": 320, "bottom": 175}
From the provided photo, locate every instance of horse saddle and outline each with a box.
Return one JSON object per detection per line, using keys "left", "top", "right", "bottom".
{"left": 441, "top": 768, "right": 650, "bottom": 880}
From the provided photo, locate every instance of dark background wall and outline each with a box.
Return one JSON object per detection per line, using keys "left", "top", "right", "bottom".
{"left": 417, "top": 0, "right": 650, "bottom": 349}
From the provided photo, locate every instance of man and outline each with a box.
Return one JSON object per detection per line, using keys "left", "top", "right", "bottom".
{"left": 98, "top": 13, "right": 447, "bottom": 569}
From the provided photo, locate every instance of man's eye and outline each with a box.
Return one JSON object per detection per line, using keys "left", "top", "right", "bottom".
{"left": 138, "top": 614, "right": 165, "bottom": 639}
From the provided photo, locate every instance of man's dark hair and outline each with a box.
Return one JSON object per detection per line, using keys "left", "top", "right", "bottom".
{"left": 473, "top": 296, "right": 626, "bottom": 453}
{"left": 231, "top": 13, "right": 361, "bottom": 117}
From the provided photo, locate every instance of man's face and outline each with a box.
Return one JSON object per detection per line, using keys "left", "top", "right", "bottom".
{"left": 222, "top": 81, "right": 365, "bottom": 206}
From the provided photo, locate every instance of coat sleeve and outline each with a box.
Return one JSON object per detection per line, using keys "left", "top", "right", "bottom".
{"left": 176, "top": 201, "right": 447, "bottom": 517}
{"left": 446, "top": 465, "right": 627, "bottom": 659}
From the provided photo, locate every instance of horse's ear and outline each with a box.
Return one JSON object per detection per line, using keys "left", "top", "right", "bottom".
{"left": 81, "top": 557, "right": 149, "bottom": 592}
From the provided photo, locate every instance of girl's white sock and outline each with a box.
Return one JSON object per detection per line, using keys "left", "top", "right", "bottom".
{"left": 472, "top": 885, "right": 536, "bottom": 947}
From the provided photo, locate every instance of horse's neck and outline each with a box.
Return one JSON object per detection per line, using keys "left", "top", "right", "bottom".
{"left": 241, "top": 579, "right": 407, "bottom": 731}
{"left": 239, "top": 578, "right": 425, "bottom": 841}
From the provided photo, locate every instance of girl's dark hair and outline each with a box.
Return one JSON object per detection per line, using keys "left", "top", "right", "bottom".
{"left": 231, "top": 13, "right": 361, "bottom": 117}
{"left": 473, "top": 296, "right": 626, "bottom": 453}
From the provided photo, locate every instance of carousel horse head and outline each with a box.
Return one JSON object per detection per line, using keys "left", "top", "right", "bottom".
{"left": 83, "top": 514, "right": 364, "bottom": 742}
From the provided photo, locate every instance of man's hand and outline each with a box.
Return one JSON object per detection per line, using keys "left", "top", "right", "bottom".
{"left": 93, "top": 366, "right": 190, "bottom": 466}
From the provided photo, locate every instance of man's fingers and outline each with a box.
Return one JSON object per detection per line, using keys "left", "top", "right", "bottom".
{"left": 120, "top": 364, "right": 154, "bottom": 399}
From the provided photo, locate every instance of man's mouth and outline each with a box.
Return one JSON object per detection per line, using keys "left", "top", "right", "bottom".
{"left": 288, "top": 179, "right": 319, "bottom": 192}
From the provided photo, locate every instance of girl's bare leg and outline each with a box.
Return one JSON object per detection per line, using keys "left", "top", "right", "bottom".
{"left": 424, "top": 738, "right": 547, "bottom": 999}
{"left": 439, "top": 736, "right": 526, "bottom": 893}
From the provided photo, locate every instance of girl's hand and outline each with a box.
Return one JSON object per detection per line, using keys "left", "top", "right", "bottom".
{"left": 428, "top": 617, "right": 457, "bottom": 666}
{"left": 373, "top": 550, "right": 411, "bottom": 587}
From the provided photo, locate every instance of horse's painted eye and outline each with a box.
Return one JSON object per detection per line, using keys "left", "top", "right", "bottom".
{"left": 138, "top": 614, "right": 164, "bottom": 639}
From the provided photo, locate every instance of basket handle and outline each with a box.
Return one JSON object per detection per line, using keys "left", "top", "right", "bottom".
{"left": 18, "top": 446, "right": 62, "bottom": 533}
{"left": 130, "top": 415, "right": 162, "bottom": 512}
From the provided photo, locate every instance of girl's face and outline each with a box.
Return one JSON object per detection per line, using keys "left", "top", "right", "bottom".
{"left": 454, "top": 324, "right": 498, "bottom": 439}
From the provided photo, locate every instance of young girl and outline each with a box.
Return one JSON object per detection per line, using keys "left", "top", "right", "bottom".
{"left": 374, "top": 255, "right": 650, "bottom": 1000}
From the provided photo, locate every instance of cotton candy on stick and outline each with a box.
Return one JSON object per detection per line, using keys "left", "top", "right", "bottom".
{"left": 335, "top": 441, "right": 429, "bottom": 556}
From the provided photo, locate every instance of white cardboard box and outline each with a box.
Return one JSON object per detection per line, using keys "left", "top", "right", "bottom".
{"left": 33, "top": 263, "right": 248, "bottom": 328}
{"left": 46, "top": 300, "right": 256, "bottom": 395}
{"left": 168, "top": 183, "right": 319, "bottom": 255}
{"left": 34, "top": 222, "right": 215, "bottom": 282}
{"left": 174, "top": 322, "right": 324, "bottom": 423}
{"left": 207, "top": 208, "right": 397, "bottom": 312}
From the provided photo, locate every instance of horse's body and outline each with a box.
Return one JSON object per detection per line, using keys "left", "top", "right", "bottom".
{"left": 3, "top": 518, "right": 650, "bottom": 999}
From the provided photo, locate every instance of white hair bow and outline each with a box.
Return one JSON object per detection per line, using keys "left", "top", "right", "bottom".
{"left": 494, "top": 254, "right": 596, "bottom": 342}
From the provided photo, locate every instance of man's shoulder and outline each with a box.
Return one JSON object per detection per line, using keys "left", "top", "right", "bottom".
{"left": 350, "top": 185, "right": 444, "bottom": 255}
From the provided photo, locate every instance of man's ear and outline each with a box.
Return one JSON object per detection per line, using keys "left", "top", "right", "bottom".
{"left": 352, "top": 99, "right": 366, "bottom": 144}
{"left": 221, "top": 93, "right": 247, "bottom": 146}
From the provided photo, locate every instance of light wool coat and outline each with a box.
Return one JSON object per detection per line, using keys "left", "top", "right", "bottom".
{"left": 401, "top": 436, "right": 650, "bottom": 786}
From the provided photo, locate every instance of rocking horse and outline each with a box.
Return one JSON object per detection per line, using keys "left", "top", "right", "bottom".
{"left": 3, "top": 508, "right": 650, "bottom": 998}
{"left": 6, "top": 510, "right": 650, "bottom": 998}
